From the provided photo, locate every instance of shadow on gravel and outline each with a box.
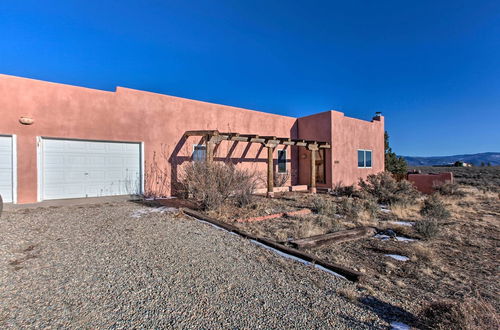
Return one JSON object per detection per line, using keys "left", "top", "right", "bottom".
{"left": 359, "top": 296, "right": 420, "bottom": 328}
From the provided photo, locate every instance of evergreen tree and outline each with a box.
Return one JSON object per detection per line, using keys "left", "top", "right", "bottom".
{"left": 384, "top": 131, "right": 408, "bottom": 175}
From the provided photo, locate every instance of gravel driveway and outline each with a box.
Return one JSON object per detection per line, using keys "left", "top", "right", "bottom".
{"left": 0, "top": 201, "right": 388, "bottom": 329}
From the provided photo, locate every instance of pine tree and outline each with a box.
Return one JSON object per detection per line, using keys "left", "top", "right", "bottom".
{"left": 385, "top": 131, "right": 408, "bottom": 175}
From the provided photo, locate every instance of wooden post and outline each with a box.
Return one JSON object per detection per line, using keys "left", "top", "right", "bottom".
{"left": 206, "top": 135, "right": 214, "bottom": 163}
{"left": 309, "top": 145, "right": 317, "bottom": 194}
{"left": 267, "top": 146, "right": 274, "bottom": 197}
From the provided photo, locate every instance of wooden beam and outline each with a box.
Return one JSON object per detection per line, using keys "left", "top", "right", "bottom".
{"left": 307, "top": 143, "right": 319, "bottom": 151}
{"left": 206, "top": 137, "right": 214, "bottom": 162}
{"left": 310, "top": 149, "right": 316, "bottom": 193}
{"left": 267, "top": 146, "right": 274, "bottom": 197}
{"left": 184, "top": 130, "right": 219, "bottom": 137}
{"left": 250, "top": 137, "right": 266, "bottom": 143}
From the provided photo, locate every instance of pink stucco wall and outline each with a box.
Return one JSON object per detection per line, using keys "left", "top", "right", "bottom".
{"left": 0, "top": 74, "right": 384, "bottom": 203}
{"left": 298, "top": 110, "right": 385, "bottom": 188}
{"left": 408, "top": 173, "right": 454, "bottom": 194}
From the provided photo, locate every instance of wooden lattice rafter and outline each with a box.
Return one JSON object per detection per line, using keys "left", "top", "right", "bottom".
{"left": 184, "top": 129, "right": 331, "bottom": 196}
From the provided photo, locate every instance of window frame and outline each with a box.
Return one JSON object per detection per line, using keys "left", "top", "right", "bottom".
{"left": 277, "top": 149, "right": 287, "bottom": 173}
{"left": 357, "top": 149, "right": 373, "bottom": 168}
{"left": 192, "top": 144, "right": 207, "bottom": 162}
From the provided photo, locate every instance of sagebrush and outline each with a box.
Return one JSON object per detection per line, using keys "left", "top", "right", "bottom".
{"left": 420, "top": 194, "right": 450, "bottom": 220}
{"left": 181, "top": 162, "right": 258, "bottom": 210}
{"left": 358, "top": 172, "right": 420, "bottom": 206}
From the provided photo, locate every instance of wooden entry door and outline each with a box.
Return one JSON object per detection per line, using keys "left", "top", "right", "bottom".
{"left": 315, "top": 149, "right": 326, "bottom": 184}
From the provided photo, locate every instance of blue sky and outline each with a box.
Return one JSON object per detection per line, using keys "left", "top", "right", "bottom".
{"left": 1, "top": 0, "right": 499, "bottom": 156}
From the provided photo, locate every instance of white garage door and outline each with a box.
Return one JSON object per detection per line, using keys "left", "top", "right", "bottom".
{"left": 41, "top": 138, "right": 141, "bottom": 200}
{"left": 0, "top": 136, "right": 14, "bottom": 203}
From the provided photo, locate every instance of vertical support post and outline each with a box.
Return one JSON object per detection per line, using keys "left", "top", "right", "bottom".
{"left": 206, "top": 135, "right": 214, "bottom": 163}
{"left": 267, "top": 146, "right": 274, "bottom": 197}
{"left": 309, "top": 148, "right": 317, "bottom": 194}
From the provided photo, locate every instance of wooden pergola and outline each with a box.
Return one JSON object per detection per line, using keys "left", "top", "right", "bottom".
{"left": 184, "top": 130, "right": 331, "bottom": 196}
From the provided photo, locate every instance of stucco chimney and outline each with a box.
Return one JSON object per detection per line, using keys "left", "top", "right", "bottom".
{"left": 373, "top": 111, "right": 382, "bottom": 121}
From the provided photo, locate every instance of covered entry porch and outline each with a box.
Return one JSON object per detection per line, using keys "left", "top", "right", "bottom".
{"left": 184, "top": 130, "right": 331, "bottom": 196}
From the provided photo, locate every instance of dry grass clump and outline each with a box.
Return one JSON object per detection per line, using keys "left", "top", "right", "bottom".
{"left": 390, "top": 202, "right": 421, "bottom": 219}
{"left": 419, "top": 296, "right": 499, "bottom": 330}
{"left": 181, "top": 162, "right": 258, "bottom": 210}
{"left": 358, "top": 172, "right": 420, "bottom": 206}
{"left": 291, "top": 214, "right": 343, "bottom": 239}
{"left": 414, "top": 219, "right": 440, "bottom": 239}
{"left": 311, "top": 196, "right": 337, "bottom": 216}
{"left": 435, "top": 182, "right": 467, "bottom": 197}
{"left": 420, "top": 194, "right": 451, "bottom": 220}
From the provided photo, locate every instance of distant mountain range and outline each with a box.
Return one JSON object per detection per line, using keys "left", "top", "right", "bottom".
{"left": 401, "top": 152, "right": 500, "bottom": 166}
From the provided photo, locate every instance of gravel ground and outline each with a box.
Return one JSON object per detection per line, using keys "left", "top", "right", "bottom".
{"left": 0, "top": 201, "right": 390, "bottom": 329}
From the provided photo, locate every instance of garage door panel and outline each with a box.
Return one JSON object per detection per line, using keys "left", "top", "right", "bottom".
{"left": 42, "top": 139, "right": 141, "bottom": 200}
{"left": 88, "top": 156, "right": 106, "bottom": 167}
{"left": 87, "top": 170, "right": 106, "bottom": 181}
{"left": 44, "top": 183, "right": 86, "bottom": 199}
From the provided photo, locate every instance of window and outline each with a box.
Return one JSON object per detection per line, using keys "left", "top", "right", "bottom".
{"left": 357, "top": 149, "right": 372, "bottom": 168}
{"left": 192, "top": 145, "right": 206, "bottom": 162}
{"left": 278, "top": 150, "right": 287, "bottom": 173}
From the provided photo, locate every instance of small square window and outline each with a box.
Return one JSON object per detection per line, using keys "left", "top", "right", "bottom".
{"left": 357, "top": 149, "right": 372, "bottom": 168}
{"left": 278, "top": 150, "right": 287, "bottom": 173}
{"left": 193, "top": 145, "right": 206, "bottom": 162}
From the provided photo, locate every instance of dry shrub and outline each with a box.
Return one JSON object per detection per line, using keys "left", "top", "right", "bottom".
{"left": 294, "top": 220, "right": 325, "bottom": 238}
{"left": 181, "top": 162, "right": 258, "bottom": 210}
{"left": 332, "top": 182, "right": 356, "bottom": 197}
{"left": 359, "top": 172, "right": 420, "bottom": 206}
{"left": 415, "top": 219, "right": 440, "bottom": 239}
{"left": 435, "top": 182, "right": 467, "bottom": 197}
{"left": 337, "top": 197, "right": 362, "bottom": 220}
{"left": 420, "top": 194, "right": 451, "bottom": 220}
{"left": 411, "top": 243, "right": 433, "bottom": 262}
{"left": 390, "top": 201, "right": 421, "bottom": 219}
{"left": 311, "top": 196, "right": 337, "bottom": 216}
{"left": 274, "top": 171, "right": 290, "bottom": 187}
{"left": 420, "top": 297, "right": 499, "bottom": 330}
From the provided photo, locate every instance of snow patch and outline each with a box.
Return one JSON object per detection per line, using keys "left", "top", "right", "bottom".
{"left": 131, "top": 206, "right": 177, "bottom": 218}
{"left": 385, "top": 254, "right": 410, "bottom": 261}
{"left": 374, "top": 234, "right": 416, "bottom": 242}
{"left": 388, "top": 221, "right": 415, "bottom": 227}
{"left": 391, "top": 321, "right": 410, "bottom": 330}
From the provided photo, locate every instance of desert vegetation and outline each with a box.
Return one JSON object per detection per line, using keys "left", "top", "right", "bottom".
{"left": 177, "top": 169, "right": 499, "bottom": 329}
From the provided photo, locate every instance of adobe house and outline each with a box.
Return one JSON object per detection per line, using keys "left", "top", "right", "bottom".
{"left": 0, "top": 74, "right": 384, "bottom": 204}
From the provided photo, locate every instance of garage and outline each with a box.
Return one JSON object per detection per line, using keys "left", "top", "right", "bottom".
{"left": 0, "top": 135, "right": 15, "bottom": 203}
{"left": 40, "top": 138, "right": 142, "bottom": 200}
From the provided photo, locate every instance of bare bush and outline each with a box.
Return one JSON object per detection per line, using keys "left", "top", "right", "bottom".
{"left": 415, "top": 219, "right": 440, "bottom": 239}
{"left": 420, "top": 194, "right": 450, "bottom": 220}
{"left": 332, "top": 182, "right": 356, "bottom": 197}
{"left": 435, "top": 182, "right": 466, "bottom": 197}
{"left": 274, "top": 171, "right": 290, "bottom": 187}
{"left": 311, "top": 196, "right": 337, "bottom": 216}
{"left": 337, "top": 197, "right": 363, "bottom": 220}
{"left": 143, "top": 148, "right": 171, "bottom": 198}
{"left": 358, "top": 172, "right": 420, "bottom": 206}
{"left": 181, "top": 162, "right": 258, "bottom": 210}
{"left": 419, "top": 297, "right": 499, "bottom": 330}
